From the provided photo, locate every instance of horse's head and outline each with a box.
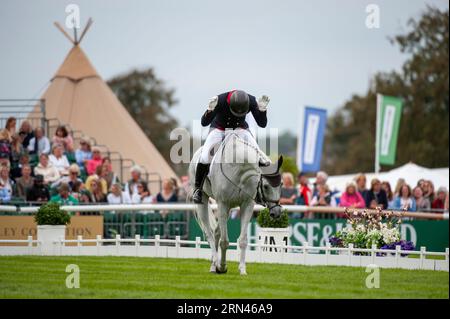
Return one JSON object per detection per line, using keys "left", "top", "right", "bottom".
{"left": 256, "top": 155, "right": 284, "bottom": 218}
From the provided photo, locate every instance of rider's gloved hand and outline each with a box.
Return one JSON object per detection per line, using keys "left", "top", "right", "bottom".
{"left": 207, "top": 96, "right": 218, "bottom": 112}
{"left": 257, "top": 95, "right": 270, "bottom": 112}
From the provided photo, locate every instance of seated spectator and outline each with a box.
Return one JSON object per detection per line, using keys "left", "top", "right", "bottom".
{"left": 354, "top": 173, "right": 369, "bottom": 206}
{"left": 381, "top": 181, "right": 395, "bottom": 209}
{"left": 156, "top": 179, "right": 178, "bottom": 203}
{"left": 366, "top": 178, "right": 388, "bottom": 209}
{"left": 413, "top": 186, "right": 431, "bottom": 211}
{"left": 85, "top": 146, "right": 103, "bottom": 176}
{"left": 312, "top": 171, "right": 328, "bottom": 198}
{"left": 0, "top": 129, "right": 12, "bottom": 163}
{"left": 75, "top": 136, "right": 92, "bottom": 168}
{"left": 27, "top": 127, "right": 51, "bottom": 156}
{"left": 125, "top": 165, "right": 144, "bottom": 196}
{"left": 339, "top": 182, "right": 366, "bottom": 209}
{"left": 49, "top": 144, "right": 70, "bottom": 176}
{"left": 101, "top": 157, "right": 119, "bottom": 190}
{"left": 79, "top": 189, "right": 92, "bottom": 204}
{"left": 34, "top": 153, "right": 60, "bottom": 184}
{"left": 10, "top": 154, "right": 33, "bottom": 179}
{"left": 296, "top": 172, "right": 311, "bottom": 205}
{"left": 311, "top": 184, "right": 335, "bottom": 207}
{"left": 14, "top": 164, "right": 34, "bottom": 199}
{"left": 177, "top": 175, "right": 190, "bottom": 202}
{"left": 107, "top": 183, "right": 131, "bottom": 204}
{"left": 0, "top": 163, "right": 15, "bottom": 197}
{"left": 0, "top": 180, "right": 11, "bottom": 203}
{"left": 52, "top": 125, "right": 74, "bottom": 153}
{"left": 392, "top": 183, "right": 416, "bottom": 211}
{"left": 132, "top": 181, "right": 154, "bottom": 204}
{"left": 10, "top": 133, "right": 26, "bottom": 168}
{"left": 88, "top": 178, "right": 107, "bottom": 203}
{"left": 422, "top": 180, "right": 435, "bottom": 205}
{"left": 85, "top": 165, "right": 108, "bottom": 194}
{"left": 50, "top": 183, "right": 79, "bottom": 205}
{"left": 280, "top": 172, "right": 298, "bottom": 205}
{"left": 52, "top": 164, "right": 83, "bottom": 191}
{"left": 26, "top": 174, "right": 50, "bottom": 203}
{"left": 18, "top": 120, "right": 34, "bottom": 149}
{"left": 432, "top": 187, "right": 448, "bottom": 210}
{"left": 1, "top": 117, "right": 16, "bottom": 141}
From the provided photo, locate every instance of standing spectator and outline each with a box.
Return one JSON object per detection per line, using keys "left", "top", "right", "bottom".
{"left": 366, "top": 178, "right": 388, "bottom": 209}
{"left": 177, "top": 175, "right": 190, "bottom": 202}
{"left": 296, "top": 172, "right": 311, "bottom": 206}
{"left": 2, "top": 117, "right": 16, "bottom": 141}
{"left": 50, "top": 183, "right": 79, "bottom": 205}
{"left": 423, "top": 180, "right": 435, "bottom": 205}
{"left": 125, "top": 165, "right": 144, "bottom": 196}
{"left": 392, "top": 184, "right": 416, "bottom": 212}
{"left": 26, "top": 174, "right": 50, "bottom": 203}
{"left": 107, "top": 183, "right": 131, "bottom": 204}
{"left": 101, "top": 157, "right": 119, "bottom": 190}
{"left": 339, "top": 182, "right": 366, "bottom": 209}
{"left": 75, "top": 136, "right": 92, "bottom": 168}
{"left": 131, "top": 181, "right": 153, "bottom": 204}
{"left": 432, "top": 187, "right": 448, "bottom": 210}
{"left": 14, "top": 164, "right": 34, "bottom": 199}
{"left": 49, "top": 144, "right": 70, "bottom": 176}
{"left": 156, "top": 179, "right": 178, "bottom": 203}
{"left": 312, "top": 171, "right": 328, "bottom": 198}
{"left": 52, "top": 125, "right": 74, "bottom": 153}
{"left": 34, "top": 153, "right": 60, "bottom": 184}
{"left": 0, "top": 163, "right": 15, "bottom": 197}
{"left": 413, "top": 186, "right": 431, "bottom": 211}
{"left": 27, "top": 127, "right": 51, "bottom": 156}
{"left": 311, "top": 184, "right": 334, "bottom": 207}
{"left": 381, "top": 181, "right": 395, "bottom": 209}
{"left": 393, "top": 178, "right": 406, "bottom": 197}
{"left": 18, "top": 120, "right": 34, "bottom": 149}
{"left": 280, "top": 172, "right": 298, "bottom": 205}
{"left": 10, "top": 133, "right": 26, "bottom": 168}
{"left": 354, "top": 173, "right": 369, "bottom": 205}
{"left": 85, "top": 146, "right": 103, "bottom": 176}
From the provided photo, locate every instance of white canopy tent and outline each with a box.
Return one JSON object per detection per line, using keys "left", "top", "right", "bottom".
{"left": 322, "top": 162, "right": 449, "bottom": 194}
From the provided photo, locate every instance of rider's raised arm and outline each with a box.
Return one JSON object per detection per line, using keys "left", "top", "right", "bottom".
{"left": 201, "top": 95, "right": 219, "bottom": 126}
{"left": 249, "top": 95, "right": 267, "bottom": 128}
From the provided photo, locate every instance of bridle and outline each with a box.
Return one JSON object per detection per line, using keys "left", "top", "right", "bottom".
{"left": 255, "top": 175, "right": 282, "bottom": 212}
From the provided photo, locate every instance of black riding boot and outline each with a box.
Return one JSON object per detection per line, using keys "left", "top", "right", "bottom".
{"left": 192, "top": 163, "right": 210, "bottom": 203}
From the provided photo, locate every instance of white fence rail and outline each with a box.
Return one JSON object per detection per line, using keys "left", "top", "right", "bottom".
{"left": 0, "top": 236, "right": 448, "bottom": 272}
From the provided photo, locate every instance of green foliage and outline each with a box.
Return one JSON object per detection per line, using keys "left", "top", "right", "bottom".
{"left": 323, "top": 7, "right": 449, "bottom": 174}
{"left": 280, "top": 156, "right": 299, "bottom": 177}
{"left": 256, "top": 208, "right": 289, "bottom": 228}
{"left": 34, "top": 202, "right": 71, "bottom": 226}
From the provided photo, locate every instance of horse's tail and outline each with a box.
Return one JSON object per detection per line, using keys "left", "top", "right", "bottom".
{"left": 192, "top": 202, "right": 218, "bottom": 238}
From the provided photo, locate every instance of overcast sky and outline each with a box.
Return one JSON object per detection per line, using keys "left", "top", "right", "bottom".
{"left": 1, "top": 0, "right": 448, "bottom": 135}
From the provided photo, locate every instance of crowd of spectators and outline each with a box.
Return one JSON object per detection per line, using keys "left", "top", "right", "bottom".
{"left": 279, "top": 170, "right": 449, "bottom": 214}
{"left": 0, "top": 117, "right": 183, "bottom": 207}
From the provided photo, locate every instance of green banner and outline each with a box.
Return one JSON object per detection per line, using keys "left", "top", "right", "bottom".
{"left": 189, "top": 218, "right": 449, "bottom": 252}
{"left": 377, "top": 94, "right": 403, "bottom": 165}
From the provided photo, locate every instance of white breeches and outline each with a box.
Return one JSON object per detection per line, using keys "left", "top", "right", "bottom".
{"left": 199, "top": 128, "right": 261, "bottom": 164}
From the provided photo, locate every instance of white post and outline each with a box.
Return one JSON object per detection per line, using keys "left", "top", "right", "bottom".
{"left": 27, "top": 235, "right": 33, "bottom": 255}
{"left": 420, "top": 246, "right": 426, "bottom": 269}
{"left": 258, "top": 238, "right": 263, "bottom": 263}
{"left": 325, "top": 242, "right": 331, "bottom": 266}
{"left": 96, "top": 235, "right": 101, "bottom": 256}
{"left": 348, "top": 244, "right": 354, "bottom": 266}
{"left": 77, "top": 235, "right": 82, "bottom": 255}
{"left": 302, "top": 242, "right": 308, "bottom": 265}
{"left": 175, "top": 236, "right": 181, "bottom": 258}
{"left": 375, "top": 93, "right": 382, "bottom": 174}
{"left": 195, "top": 236, "right": 201, "bottom": 259}
{"left": 59, "top": 236, "right": 64, "bottom": 256}
{"left": 155, "top": 235, "right": 160, "bottom": 257}
{"left": 115, "top": 234, "right": 121, "bottom": 255}
{"left": 445, "top": 248, "right": 449, "bottom": 270}
{"left": 135, "top": 235, "right": 140, "bottom": 257}
{"left": 395, "top": 245, "right": 401, "bottom": 268}
{"left": 371, "top": 244, "right": 377, "bottom": 264}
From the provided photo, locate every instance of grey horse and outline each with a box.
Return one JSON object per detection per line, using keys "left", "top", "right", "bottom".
{"left": 189, "top": 131, "right": 283, "bottom": 275}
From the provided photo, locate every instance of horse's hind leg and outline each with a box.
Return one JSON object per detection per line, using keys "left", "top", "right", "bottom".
{"left": 216, "top": 202, "right": 230, "bottom": 274}
{"left": 196, "top": 203, "right": 218, "bottom": 272}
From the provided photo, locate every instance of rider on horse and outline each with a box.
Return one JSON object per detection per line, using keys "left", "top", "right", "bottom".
{"left": 192, "top": 89, "right": 271, "bottom": 204}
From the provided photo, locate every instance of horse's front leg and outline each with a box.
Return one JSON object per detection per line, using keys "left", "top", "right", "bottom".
{"left": 216, "top": 201, "right": 230, "bottom": 274}
{"left": 238, "top": 201, "right": 254, "bottom": 275}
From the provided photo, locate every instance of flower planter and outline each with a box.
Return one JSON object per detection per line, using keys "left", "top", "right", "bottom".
{"left": 37, "top": 225, "right": 66, "bottom": 255}
{"left": 258, "top": 227, "right": 290, "bottom": 252}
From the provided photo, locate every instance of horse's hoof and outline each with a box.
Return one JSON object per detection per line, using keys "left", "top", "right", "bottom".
{"left": 209, "top": 264, "right": 217, "bottom": 273}
{"left": 215, "top": 265, "right": 228, "bottom": 274}
{"left": 240, "top": 271, "right": 247, "bottom": 276}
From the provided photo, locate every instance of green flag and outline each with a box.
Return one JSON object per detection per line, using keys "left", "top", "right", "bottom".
{"left": 376, "top": 94, "right": 403, "bottom": 167}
